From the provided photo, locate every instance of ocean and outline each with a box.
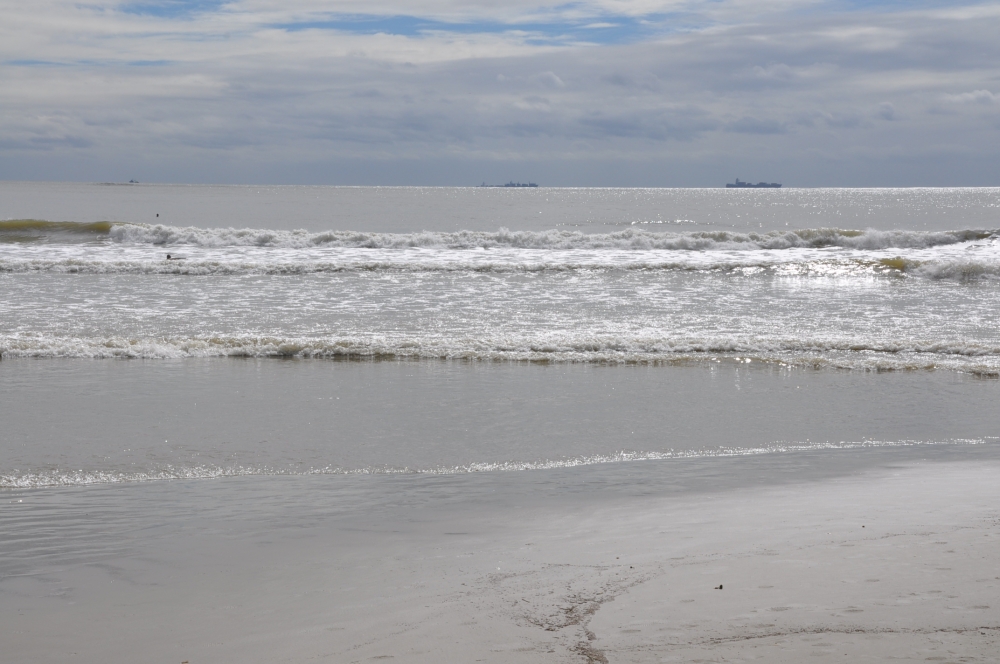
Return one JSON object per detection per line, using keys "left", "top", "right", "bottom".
{"left": 3, "top": 182, "right": 1000, "bottom": 661}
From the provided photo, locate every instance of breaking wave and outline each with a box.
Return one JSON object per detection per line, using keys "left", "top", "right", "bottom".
{"left": 3, "top": 255, "right": 1000, "bottom": 280}
{"left": 6, "top": 222, "right": 1000, "bottom": 279}
{"left": 0, "top": 219, "right": 114, "bottom": 242}
{"left": 105, "top": 223, "right": 998, "bottom": 251}
{"left": 4, "top": 220, "right": 997, "bottom": 253}
{"left": 3, "top": 334, "right": 1000, "bottom": 375}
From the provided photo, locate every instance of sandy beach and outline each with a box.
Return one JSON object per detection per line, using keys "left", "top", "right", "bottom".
{"left": 4, "top": 458, "right": 998, "bottom": 663}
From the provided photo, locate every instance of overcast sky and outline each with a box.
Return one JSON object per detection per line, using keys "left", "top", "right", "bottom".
{"left": 2, "top": 0, "right": 999, "bottom": 185}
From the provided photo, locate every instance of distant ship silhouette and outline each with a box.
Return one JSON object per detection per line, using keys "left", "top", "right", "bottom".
{"left": 726, "top": 178, "right": 781, "bottom": 188}
{"left": 480, "top": 181, "right": 538, "bottom": 188}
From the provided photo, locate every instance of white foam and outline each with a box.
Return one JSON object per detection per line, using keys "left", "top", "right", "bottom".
{"left": 3, "top": 238, "right": 1000, "bottom": 280}
{"left": 1, "top": 438, "right": 987, "bottom": 489}
{"left": 3, "top": 334, "right": 1000, "bottom": 375}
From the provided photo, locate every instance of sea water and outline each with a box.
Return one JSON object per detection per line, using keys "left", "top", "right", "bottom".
{"left": 2, "top": 183, "right": 1000, "bottom": 658}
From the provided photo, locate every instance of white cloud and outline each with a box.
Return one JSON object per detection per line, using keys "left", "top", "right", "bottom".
{"left": 530, "top": 71, "right": 566, "bottom": 89}
{"left": 944, "top": 89, "right": 997, "bottom": 105}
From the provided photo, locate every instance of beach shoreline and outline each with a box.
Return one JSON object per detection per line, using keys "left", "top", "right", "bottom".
{"left": 3, "top": 458, "right": 998, "bottom": 663}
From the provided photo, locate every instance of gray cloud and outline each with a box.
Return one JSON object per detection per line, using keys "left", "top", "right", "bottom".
{"left": 2, "top": 1, "right": 1000, "bottom": 185}
{"left": 877, "top": 102, "right": 896, "bottom": 121}
{"left": 726, "top": 117, "right": 787, "bottom": 134}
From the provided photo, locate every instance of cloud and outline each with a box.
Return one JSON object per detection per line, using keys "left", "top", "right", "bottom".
{"left": 944, "top": 89, "right": 997, "bottom": 105}
{"left": 726, "top": 116, "right": 787, "bottom": 134}
{"left": 529, "top": 71, "right": 566, "bottom": 88}
{"left": 0, "top": 135, "right": 93, "bottom": 150}
{"left": 876, "top": 102, "right": 895, "bottom": 120}
{"left": 2, "top": 1, "right": 1000, "bottom": 184}
{"left": 578, "top": 106, "right": 718, "bottom": 141}
{"left": 745, "top": 62, "right": 837, "bottom": 85}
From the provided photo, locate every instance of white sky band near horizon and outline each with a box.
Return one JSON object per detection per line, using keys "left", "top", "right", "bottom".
{"left": 2, "top": 1, "right": 999, "bottom": 186}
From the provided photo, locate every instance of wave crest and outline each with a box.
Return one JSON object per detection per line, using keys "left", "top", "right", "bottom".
{"left": 105, "top": 224, "right": 998, "bottom": 251}
{"left": 0, "top": 219, "right": 114, "bottom": 242}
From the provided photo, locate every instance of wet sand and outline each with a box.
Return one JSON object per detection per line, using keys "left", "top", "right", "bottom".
{"left": 3, "top": 460, "right": 999, "bottom": 663}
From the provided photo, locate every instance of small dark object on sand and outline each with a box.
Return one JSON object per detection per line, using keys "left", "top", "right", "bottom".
{"left": 715, "top": 585, "right": 723, "bottom": 590}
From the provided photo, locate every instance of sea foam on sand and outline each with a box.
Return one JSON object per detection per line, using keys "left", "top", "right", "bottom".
{"left": 3, "top": 461, "right": 999, "bottom": 663}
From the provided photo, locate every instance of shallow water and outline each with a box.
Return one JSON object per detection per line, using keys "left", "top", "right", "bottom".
{"left": 2, "top": 185, "right": 999, "bottom": 659}
{"left": 2, "top": 359, "right": 998, "bottom": 489}
{"left": 3, "top": 184, "right": 1000, "bottom": 482}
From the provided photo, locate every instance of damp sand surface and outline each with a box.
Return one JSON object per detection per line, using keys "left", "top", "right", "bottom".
{"left": 3, "top": 458, "right": 999, "bottom": 663}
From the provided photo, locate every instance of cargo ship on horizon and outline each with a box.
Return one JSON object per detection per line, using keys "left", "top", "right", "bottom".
{"left": 726, "top": 178, "right": 781, "bottom": 188}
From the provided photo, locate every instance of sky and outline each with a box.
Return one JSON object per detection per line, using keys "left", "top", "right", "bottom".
{"left": 1, "top": 0, "right": 999, "bottom": 186}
